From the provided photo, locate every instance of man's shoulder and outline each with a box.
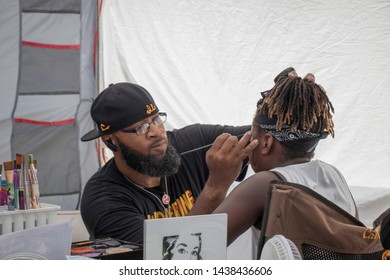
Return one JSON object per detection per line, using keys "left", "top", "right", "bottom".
{"left": 85, "top": 159, "right": 124, "bottom": 188}
{"left": 167, "top": 124, "right": 219, "bottom": 151}
{"left": 169, "top": 123, "right": 218, "bottom": 135}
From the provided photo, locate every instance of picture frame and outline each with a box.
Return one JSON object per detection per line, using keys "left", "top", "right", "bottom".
{"left": 143, "top": 213, "right": 227, "bottom": 260}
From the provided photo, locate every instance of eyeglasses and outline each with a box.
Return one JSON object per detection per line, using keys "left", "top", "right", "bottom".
{"left": 121, "top": 112, "right": 167, "bottom": 136}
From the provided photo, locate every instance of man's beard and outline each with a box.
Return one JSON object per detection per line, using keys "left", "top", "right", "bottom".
{"left": 118, "top": 141, "right": 181, "bottom": 177}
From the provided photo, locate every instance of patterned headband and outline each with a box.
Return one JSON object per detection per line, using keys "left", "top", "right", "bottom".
{"left": 255, "top": 114, "right": 328, "bottom": 152}
{"left": 258, "top": 124, "right": 323, "bottom": 142}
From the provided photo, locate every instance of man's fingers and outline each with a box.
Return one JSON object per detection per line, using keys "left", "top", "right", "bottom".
{"left": 235, "top": 131, "right": 259, "bottom": 157}
{"left": 209, "top": 133, "right": 237, "bottom": 153}
{"left": 241, "top": 137, "right": 259, "bottom": 157}
{"left": 208, "top": 131, "right": 258, "bottom": 161}
{"left": 235, "top": 131, "right": 252, "bottom": 150}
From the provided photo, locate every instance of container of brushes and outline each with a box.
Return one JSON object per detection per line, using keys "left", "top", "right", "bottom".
{"left": 0, "top": 203, "right": 61, "bottom": 235}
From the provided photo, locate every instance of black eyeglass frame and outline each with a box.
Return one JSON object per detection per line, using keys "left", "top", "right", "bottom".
{"left": 120, "top": 112, "right": 167, "bottom": 136}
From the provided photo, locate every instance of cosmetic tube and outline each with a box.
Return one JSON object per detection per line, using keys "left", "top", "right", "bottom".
{"left": 4, "top": 161, "right": 15, "bottom": 211}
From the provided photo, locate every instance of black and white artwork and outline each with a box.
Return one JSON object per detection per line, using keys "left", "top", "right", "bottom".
{"left": 143, "top": 213, "right": 227, "bottom": 260}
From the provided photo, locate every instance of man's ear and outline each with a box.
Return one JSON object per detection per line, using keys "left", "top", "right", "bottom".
{"left": 102, "top": 136, "right": 118, "bottom": 152}
{"left": 101, "top": 135, "right": 110, "bottom": 146}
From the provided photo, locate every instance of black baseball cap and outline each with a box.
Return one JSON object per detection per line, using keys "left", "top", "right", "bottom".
{"left": 81, "top": 83, "right": 159, "bottom": 141}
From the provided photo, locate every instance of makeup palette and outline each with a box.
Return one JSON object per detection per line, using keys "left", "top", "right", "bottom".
{"left": 71, "top": 237, "right": 142, "bottom": 260}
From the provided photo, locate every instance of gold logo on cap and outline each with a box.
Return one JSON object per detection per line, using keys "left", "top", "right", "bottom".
{"left": 100, "top": 124, "right": 111, "bottom": 131}
{"left": 146, "top": 104, "right": 157, "bottom": 115}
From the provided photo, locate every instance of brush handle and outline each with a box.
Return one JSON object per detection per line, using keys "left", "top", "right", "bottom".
{"left": 180, "top": 133, "right": 246, "bottom": 156}
{"left": 180, "top": 143, "right": 214, "bottom": 155}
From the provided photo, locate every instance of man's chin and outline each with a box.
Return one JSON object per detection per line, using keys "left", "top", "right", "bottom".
{"left": 149, "top": 150, "right": 167, "bottom": 159}
{"left": 150, "top": 142, "right": 168, "bottom": 155}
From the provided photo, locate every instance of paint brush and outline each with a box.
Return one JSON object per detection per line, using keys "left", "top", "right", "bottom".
{"left": 22, "top": 154, "right": 31, "bottom": 209}
{"left": 13, "top": 159, "right": 20, "bottom": 209}
{"left": 28, "top": 154, "right": 40, "bottom": 208}
{"left": 15, "top": 154, "right": 24, "bottom": 209}
{"left": 18, "top": 162, "right": 25, "bottom": 210}
{"left": 180, "top": 133, "right": 246, "bottom": 156}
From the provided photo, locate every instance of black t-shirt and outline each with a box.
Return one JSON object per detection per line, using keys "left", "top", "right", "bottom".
{"left": 80, "top": 123, "right": 250, "bottom": 245}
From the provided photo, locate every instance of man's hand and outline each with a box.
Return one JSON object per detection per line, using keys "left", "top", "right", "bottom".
{"left": 188, "top": 132, "right": 258, "bottom": 216}
{"left": 206, "top": 131, "right": 258, "bottom": 192}
{"left": 188, "top": 132, "right": 259, "bottom": 215}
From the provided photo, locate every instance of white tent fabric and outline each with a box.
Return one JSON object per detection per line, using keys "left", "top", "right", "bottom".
{"left": 99, "top": 0, "right": 390, "bottom": 190}
{"left": 99, "top": 1, "right": 390, "bottom": 259}
{"left": 0, "top": 0, "right": 388, "bottom": 260}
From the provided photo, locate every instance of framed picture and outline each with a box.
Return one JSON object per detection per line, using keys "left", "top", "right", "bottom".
{"left": 143, "top": 213, "right": 227, "bottom": 260}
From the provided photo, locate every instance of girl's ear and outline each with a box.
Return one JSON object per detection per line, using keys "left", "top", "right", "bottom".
{"left": 261, "top": 133, "right": 274, "bottom": 154}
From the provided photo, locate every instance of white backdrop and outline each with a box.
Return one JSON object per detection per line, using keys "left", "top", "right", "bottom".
{"left": 99, "top": 0, "right": 390, "bottom": 189}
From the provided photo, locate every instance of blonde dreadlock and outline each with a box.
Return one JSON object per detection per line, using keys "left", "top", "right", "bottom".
{"left": 257, "top": 75, "right": 335, "bottom": 137}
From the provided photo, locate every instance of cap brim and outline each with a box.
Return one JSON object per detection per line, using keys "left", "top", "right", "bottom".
{"left": 81, "top": 129, "right": 101, "bottom": 142}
